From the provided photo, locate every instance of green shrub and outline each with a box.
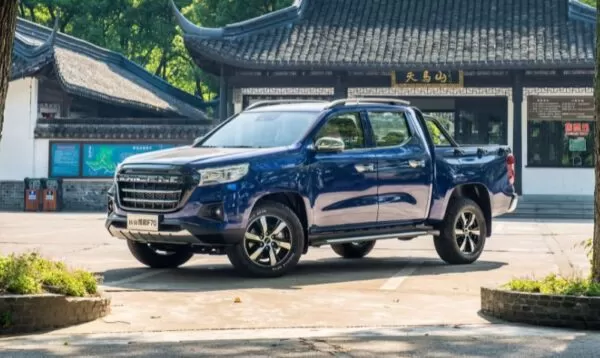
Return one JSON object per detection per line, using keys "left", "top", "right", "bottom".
{"left": 0, "top": 252, "right": 98, "bottom": 297}
{"left": 504, "top": 273, "right": 600, "bottom": 297}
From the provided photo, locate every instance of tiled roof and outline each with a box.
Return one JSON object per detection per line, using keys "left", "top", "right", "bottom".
{"left": 175, "top": 0, "right": 597, "bottom": 73}
{"left": 34, "top": 118, "right": 215, "bottom": 140}
{"left": 11, "top": 18, "right": 209, "bottom": 120}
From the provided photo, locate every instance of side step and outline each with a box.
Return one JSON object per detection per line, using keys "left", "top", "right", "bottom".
{"left": 310, "top": 229, "right": 439, "bottom": 247}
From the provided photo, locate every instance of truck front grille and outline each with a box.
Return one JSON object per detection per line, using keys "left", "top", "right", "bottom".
{"left": 116, "top": 167, "right": 196, "bottom": 213}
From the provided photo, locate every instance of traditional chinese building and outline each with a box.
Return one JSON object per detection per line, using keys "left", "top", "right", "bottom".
{"left": 1, "top": 18, "right": 215, "bottom": 211}
{"left": 172, "top": 0, "right": 597, "bottom": 218}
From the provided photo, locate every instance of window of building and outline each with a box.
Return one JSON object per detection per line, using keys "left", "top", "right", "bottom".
{"left": 454, "top": 98, "right": 507, "bottom": 145}
{"left": 315, "top": 112, "right": 365, "bottom": 150}
{"left": 527, "top": 96, "right": 594, "bottom": 168}
{"left": 367, "top": 111, "right": 411, "bottom": 147}
{"left": 527, "top": 120, "right": 594, "bottom": 168}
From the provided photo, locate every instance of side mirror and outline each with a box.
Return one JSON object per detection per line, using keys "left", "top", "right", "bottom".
{"left": 314, "top": 137, "right": 345, "bottom": 153}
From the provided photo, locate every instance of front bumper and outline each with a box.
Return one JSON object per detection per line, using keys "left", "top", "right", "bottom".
{"left": 105, "top": 210, "right": 245, "bottom": 247}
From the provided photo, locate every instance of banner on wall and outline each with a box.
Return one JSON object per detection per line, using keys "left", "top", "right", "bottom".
{"left": 82, "top": 144, "right": 175, "bottom": 177}
{"left": 50, "top": 143, "right": 80, "bottom": 177}
{"left": 49, "top": 142, "right": 179, "bottom": 178}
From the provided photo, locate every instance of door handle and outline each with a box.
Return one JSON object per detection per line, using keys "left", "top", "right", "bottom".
{"left": 355, "top": 163, "right": 376, "bottom": 173}
{"left": 408, "top": 160, "right": 426, "bottom": 168}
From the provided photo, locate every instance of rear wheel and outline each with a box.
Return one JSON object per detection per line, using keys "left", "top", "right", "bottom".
{"left": 127, "top": 240, "right": 194, "bottom": 268}
{"left": 331, "top": 241, "right": 376, "bottom": 259}
{"left": 434, "top": 198, "right": 487, "bottom": 265}
{"left": 226, "top": 201, "right": 304, "bottom": 278}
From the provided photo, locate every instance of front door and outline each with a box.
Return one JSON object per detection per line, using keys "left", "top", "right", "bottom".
{"left": 309, "top": 111, "right": 378, "bottom": 229}
{"left": 365, "top": 109, "right": 433, "bottom": 224}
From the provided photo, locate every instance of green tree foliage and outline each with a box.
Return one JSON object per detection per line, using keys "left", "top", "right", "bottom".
{"left": 580, "top": 0, "right": 595, "bottom": 7}
{"left": 17, "top": 0, "right": 292, "bottom": 100}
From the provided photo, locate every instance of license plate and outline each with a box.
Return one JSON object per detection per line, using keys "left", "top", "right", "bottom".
{"left": 127, "top": 214, "right": 159, "bottom": 232}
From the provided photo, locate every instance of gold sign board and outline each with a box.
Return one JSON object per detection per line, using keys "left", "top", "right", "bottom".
{"left": 391, "top": 70, "right": 464, "bottom": 88}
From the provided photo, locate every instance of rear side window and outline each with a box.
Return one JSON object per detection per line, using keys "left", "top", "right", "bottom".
{"left": 367, "top": 111, "right": 411, "bottom": 147}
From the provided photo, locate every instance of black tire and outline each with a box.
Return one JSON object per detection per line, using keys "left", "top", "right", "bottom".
{"left": 434, "top": 198, "right": 487, "bottom": 265}
{"left": 127, "top": 240, "right": 193, "bottom": 269}
{"left": 331, "top": 241, "right": 376, "bottom": 259}
{"left": 226, "top": 201, "right": 304, "bottom": 278}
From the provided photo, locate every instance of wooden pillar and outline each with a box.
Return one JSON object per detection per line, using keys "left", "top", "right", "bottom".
{"left": 219, "top": 66, "right": 229, "bottom": 122}
{"left": 227, "top": 85, "right": 234, "bottom": 117}
{"left": 512, "top": 70, "right": 524, "bottom": 195}
{"left": 333, "top": 73, "right": 348, "bottom": 99}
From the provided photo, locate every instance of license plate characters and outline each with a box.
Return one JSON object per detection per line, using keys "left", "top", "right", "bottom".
{"left": 127, "top": 214, "right": 159, "bottom": 232}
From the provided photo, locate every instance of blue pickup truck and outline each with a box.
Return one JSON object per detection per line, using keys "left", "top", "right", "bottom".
{"left": 105, "top": 98, "right": 518, "bottom": 278}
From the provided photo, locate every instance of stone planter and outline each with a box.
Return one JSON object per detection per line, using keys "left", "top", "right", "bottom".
{"left": 0, "top": 293, "right": 111, "bottom": 334}
{"left": 481, "top": 287, "right": 600, "bottom": 330}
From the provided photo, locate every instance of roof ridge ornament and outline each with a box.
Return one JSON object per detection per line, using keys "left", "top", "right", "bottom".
{"left": 169, "top": 0, "right": 224, "bottom": 39}
{"left": 170, "top": 0, "right": 307, "bottom": 39}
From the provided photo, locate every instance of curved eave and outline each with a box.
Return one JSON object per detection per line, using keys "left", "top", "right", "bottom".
{"left": 171, "top": 0, "right": 308, "bottom": 40}
{"left": 568, "top": 0, "right": 597, "bottom": 25}
{"left": 16, "top": 17, "right": 210, "bottom": 116}
{"left": 183, "top": 39, "right": 596, "bottom": 73}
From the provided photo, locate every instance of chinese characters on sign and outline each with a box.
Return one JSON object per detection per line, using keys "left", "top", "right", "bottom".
{"left": 392, "top": 70, "right": 463, "bottom": 87}
{"left": 565, "top": 122, "right": 590, "bottom": 137}
{"left": 528, "top": 96, "right": 594, "bottom": 121}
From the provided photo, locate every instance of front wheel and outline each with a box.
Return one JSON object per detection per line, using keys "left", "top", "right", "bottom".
{"left": 127, "top": 240, "right": 194, "bottom": 268}
{"left": 226, "top": 201, "right": 304, "bottom": 278}
{"left": 331, "top": 241, "right": 376, "bottom": 259}
{"left": 433, "top": 198, "right": 487, "bottom": 265}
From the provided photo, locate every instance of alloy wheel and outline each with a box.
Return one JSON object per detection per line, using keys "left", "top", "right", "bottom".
{"left": 244, "top": 215, "right": 294, "bottom": 267}
{"left": 454, "top": 210, "right": 481, "bottom": 254}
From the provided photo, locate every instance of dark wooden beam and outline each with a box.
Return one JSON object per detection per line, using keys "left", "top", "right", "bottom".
{"left": 334, "top": 72, "right": 349, "bottom": 98}
{"left": 512, "top": 70, "right": 524, "bottom": 195}
{"left": 219, "top": 65, "right": 228, "bottom": 122}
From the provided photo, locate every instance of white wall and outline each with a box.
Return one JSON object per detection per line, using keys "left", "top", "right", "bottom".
{"left": 0, "top": 78, "right": 39, "bottom": 181}
{"left": 521, "top": 88, "right": 594, "bottom": 196}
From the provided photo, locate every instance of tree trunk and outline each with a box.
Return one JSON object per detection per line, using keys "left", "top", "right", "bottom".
{"left": 0, "top": 0, "right": 19, "bottom": 145}
{"left": 593, "top": 0, "right": 600, "bottom": 283}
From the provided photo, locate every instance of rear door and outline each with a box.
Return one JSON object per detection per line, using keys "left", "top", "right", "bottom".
{"left": 365, "top": 109, "right": 433, "bottom": 224}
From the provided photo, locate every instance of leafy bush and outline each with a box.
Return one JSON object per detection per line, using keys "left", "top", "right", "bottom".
{"left": 0, "top": 252, "right": 98, "bottom": 297}
{"left": 504, "top": 273, "right": 600, "bottom": 297}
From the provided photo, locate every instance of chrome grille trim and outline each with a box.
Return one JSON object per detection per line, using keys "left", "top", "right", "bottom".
{"left": 115, "top": 165, "right": 195, "bottom": 213}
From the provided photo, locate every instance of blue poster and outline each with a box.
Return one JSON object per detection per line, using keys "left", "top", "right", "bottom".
{"left": 82, "top": 143, "right": 175, "bottom": 177}
{"left": 50, "top": 143, "right": 81, "bottom": 177}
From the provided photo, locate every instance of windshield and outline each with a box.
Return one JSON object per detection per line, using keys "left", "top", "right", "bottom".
{"left": 198, "top": 111, "right": 321, "bottom": 148}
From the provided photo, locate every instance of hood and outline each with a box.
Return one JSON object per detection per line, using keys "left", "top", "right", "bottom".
{"left": 120, "top": 145, "right": 291, "bottom": 166}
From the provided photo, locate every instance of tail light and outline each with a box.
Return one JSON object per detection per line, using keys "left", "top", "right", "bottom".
{"left": 506, "top": 154, "right": 515, "bottom": 185}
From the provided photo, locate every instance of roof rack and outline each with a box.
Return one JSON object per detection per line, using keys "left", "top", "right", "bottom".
{"left": 245, "top": 99, "right": 329, "bottom": 110}
{"left": 325, "top": 97, "right": 411, "bottom": 109}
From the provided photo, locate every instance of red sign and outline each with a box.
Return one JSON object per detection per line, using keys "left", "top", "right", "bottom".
{"left": 565, "top": 122, "right": 590, "bottom": 136}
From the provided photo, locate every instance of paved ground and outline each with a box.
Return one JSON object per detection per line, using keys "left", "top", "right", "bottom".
{"left": 0, "top": 213, "right": 595, "bottom": 356}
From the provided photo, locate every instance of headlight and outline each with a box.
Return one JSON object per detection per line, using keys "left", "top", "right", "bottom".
{"left": 198, "top": 163, "right": 249, "bottom": 186}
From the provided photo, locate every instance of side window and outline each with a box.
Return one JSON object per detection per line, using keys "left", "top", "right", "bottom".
{"left": 425, "top": 117, "right": 452, "bottom": 146}
{"left": 368, "top": 111, "right": 411, "bottom": 147}
{"left": 315, "top": 112, "right": 365, "bottom": 150}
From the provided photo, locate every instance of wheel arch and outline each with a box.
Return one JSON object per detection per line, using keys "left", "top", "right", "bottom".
{"left": 445, "top": 183, "right": 492, "bottom": 237}
{"left": 249, "top": 191, "right": 311, "bottom": 253}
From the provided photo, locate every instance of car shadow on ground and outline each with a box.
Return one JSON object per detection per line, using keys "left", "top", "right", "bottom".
{"left": 2, "top": 327, "right": 598, "bottom": 357}
{"left": 100, "top": 256, "right": 507, "bottom": 292}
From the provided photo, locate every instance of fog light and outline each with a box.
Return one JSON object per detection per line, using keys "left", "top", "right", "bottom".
{"left": 197, "top": 202, "right": 225, "bottom": 221}
{"left": 107, "top": 198, "right": 114, "bottom": 215}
